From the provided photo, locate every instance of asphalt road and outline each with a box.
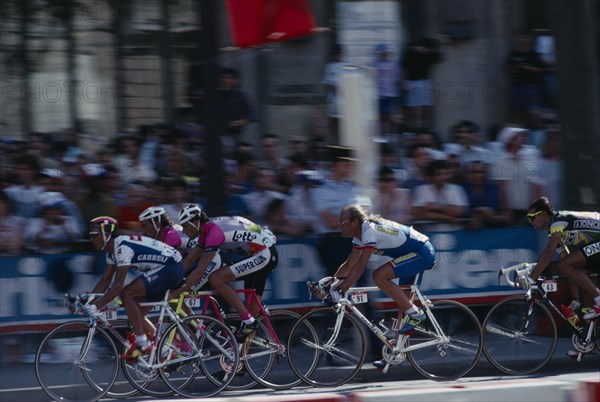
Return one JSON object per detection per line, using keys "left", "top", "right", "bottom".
{"left": 1, "top": 336, "right": 597, "bottom": 402}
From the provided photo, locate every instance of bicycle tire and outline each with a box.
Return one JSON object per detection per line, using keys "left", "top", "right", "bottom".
{"left": 482, "top": 296, "right": 557, "bottom": 375}
{"left": 594, "top": 321, "right": 600, "bottom": 351}
{"left": 103, "top": 319, "right": 141, "bottom": 399}
{"left": 287, "top": 306, "right": 367, "bottom": 387}
{"left": 35, "top": 320, "right": 119, "bottom": 402}
{"left": 161, "top": 315, "right": 239, "bottom": 398}
{"left": 406, "top": 300, "right": 483, "bottom": 381}
{"left": 250, "top": 309, "right": 303, "bottom": 390}
{"left": 116, "top": 317, "right": 176, "bottom": 398}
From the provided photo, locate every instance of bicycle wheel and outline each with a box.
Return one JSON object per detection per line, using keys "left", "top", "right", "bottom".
{"left": 594, "top": 321, "right": 600, "bottom": 351}
{"left": 407, "top": 300, "right": 483, "bottom": 380}
{"left": 35, "top": 320, "right": 119, "bottom": 402}
{"left": 104, "top": 319, "right": 141, "bottom": 399}
{"left": 160, "top": 315, "right": 239, "bottom": 398}
{"left": 117, "top": 317, "right": 176, "bottom": 398}
{"left": 482, "top": 296, "right": 557, "bottom": 375}
{"left": 287, "top": 306, "right": 366, "bottom": 387}
{"left": 247, "top": 309, "right": 302, "bottom": 390}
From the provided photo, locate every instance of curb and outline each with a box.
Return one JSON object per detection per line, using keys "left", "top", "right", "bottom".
{"left": 572, "top": 379, "right": 600, "bottom": 402}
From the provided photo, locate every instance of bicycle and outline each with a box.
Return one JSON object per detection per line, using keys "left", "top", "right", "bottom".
{"left": 35, "top": 291, "right": 239, "bottom": 402}
{"left": 482, "top": 262, "right": 600, "bottom": 375}
{"left": 286, "top": 275, "right": 483, "bottom": 387}
{"left": 180, "top": 288, "right": 302, "bottom": 390}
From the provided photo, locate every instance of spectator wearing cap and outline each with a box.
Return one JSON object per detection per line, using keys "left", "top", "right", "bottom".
{"left": 372, "top": 43, "right": 401, "bottom": 136}
{"left": 23, "top": 192, "right": 80, "bottom": 254}
{"left": 411, "top": 159, "right": 469, "bottom": 232}
{"left": 491, "top": 126, "right": 543, "bottom": 225}
{"left": 313, "top": 146, "right": 366, "bottom": 277}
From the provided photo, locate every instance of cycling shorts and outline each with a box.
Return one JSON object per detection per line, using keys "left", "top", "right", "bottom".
{"left": 141, "top": 262, "right": 185, "bottom": 301}
{"left": 388, "top": 241, "right": 436, "bottom": 285}
{"left": 580, "top": 240, "right": 600, "bottom": 273}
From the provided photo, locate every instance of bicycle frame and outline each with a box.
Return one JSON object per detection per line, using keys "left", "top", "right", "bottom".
{"left": 327, "top": 283, "right": 451, "bottom": 369}
{"left": 500, "top": 263, "right": 598, "bottom": 361}
{"left": 174, "top": 289, "right": 286, "bottom": 354}
{"left": 76, "top": 293, "right": 229, "bottom": 370}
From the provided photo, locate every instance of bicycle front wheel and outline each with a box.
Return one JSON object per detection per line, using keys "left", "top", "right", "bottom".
{"left": 287, "top": 306, "right": 366, "bottom": 387}
{"left": 407, "top": 300, "right": 483, "bottom": 381}
{"left": 250, "top": 309, "right": 303, "bottom": 390}
{"left": 483, "top": 296, "right": 557, "bottom": 375}
{"left": 35, "top": 320, "right": 119, "bottom": 402}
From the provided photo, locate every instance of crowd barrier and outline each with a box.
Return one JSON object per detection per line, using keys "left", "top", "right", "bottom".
{"left": 0, "top": 227, "right": 539, "bottom": 333}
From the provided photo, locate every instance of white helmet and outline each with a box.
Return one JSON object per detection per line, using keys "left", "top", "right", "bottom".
{"left": 139, "top": 206, "right": 165, "bottom": 234}
{"left": 178, "top": 203, "right": 202, "bottom": 225}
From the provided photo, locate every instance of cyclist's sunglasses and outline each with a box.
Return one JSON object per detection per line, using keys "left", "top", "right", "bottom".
{"left": 88, "top": 231, "right": 100, "bottom": 239}
{"left": 527, "top": 210, "right": 543, "bottom": 221}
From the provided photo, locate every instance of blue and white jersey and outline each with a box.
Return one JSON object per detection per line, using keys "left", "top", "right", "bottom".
{"left": 353, "top": 220, "right": 429, "bottom": 259}
{"left": 106, "top": 235, "right": 182, "bottom": 276}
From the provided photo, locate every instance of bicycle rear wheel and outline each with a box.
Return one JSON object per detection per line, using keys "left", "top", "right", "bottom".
{"left": 160, "top": 315, "right": 239, "bottom": 398}
{"left": 482, "top": 296, "right": 557, "bottom": 375}
{"left": 250, "top": 309, "right": 303, "bottom": 390}
{"left": 35, "top": 320, "right": 119, "bottom": 402}
{"left": 287, "top": 306, "right": 366, "bottom": 387}
{"left": 407, "top": 300, "right": 483, "bottom": 380}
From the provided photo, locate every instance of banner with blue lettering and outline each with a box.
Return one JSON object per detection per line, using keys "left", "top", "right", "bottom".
{"left": 0, "top": 228, "right": 539, "bottom": 330}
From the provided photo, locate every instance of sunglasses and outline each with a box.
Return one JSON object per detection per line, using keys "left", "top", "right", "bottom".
{"left": 88, "top": 232, "right": 100, "bottom": 239}
{"left": 338, "top": 218, "right": 352, "bottom": 226}
{"left": 527, "top": 211, "right": 543, "bottom": 221}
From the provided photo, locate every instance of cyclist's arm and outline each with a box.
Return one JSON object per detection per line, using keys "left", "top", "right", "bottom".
{"left": 337, "top": 247, "right": 375, "bottom": 293}
{"left": 90, "top": 263, "right": 116, "bottom": 294}
{"left": 531, "top": 232, "right": 562, "bottom": 280}
{"left": 180, "top": 249, "right": 217, "bottom": 292}
{"left": 183, "top": 245, "right": 203, "bottom": 271}
{"left": 92, "top": 265, "right": 129, "bottom": 310}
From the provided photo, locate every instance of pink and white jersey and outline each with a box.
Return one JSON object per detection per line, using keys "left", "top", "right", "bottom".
{"left": 106, "top": 235, "right": 182, "bottom": 276}
{"left": 195, "top": 216, "right": 276, "bottom": 256}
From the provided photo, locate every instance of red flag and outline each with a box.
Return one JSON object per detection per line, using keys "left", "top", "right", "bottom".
{"left": 225, "top": 0, "right": 316, "bottom": 48}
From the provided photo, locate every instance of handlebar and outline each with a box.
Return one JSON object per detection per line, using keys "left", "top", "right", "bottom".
{"left": 499, "top": 263, "right": 536, "bottom": 288}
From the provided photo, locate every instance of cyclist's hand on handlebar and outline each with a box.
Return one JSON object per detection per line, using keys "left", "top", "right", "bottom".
{"left": 516, "top": 275, "right": 535, "bottom": 290}
{"left": 83, "top": 303, "right": 102, "bottom": 318}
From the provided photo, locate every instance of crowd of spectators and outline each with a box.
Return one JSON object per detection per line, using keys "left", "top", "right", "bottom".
{"left": 0, "top": 115, "right": 563, "bottom": 256}
{"left": 0, "top": 29, "right": 563, "bottom": 256}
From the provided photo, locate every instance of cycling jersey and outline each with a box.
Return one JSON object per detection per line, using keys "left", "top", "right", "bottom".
{"left": 106, "top": 235, "right": 183, "bottom": 274}
{"left": 353, "top": 220, "right": 435, "bottom": 281}
{"left": 104, "top": 235, "right": 184, "bottom": 300}
{"left": 161, "top": 226, "right": 182, "bottom": 248}
{"left": 189, "top": 216, "right": 277, "bottom": 290}
{"left": 550, "top": 211, "right": 600, "bottom": 270}
{"left": 196, "top": 216, "right": 276, "bottom": 261}
{"left": 353, "top": 220, "right": 429, "bottom": 258}
{"left": 549, "top": 211, "right": 600, "bottom": 249}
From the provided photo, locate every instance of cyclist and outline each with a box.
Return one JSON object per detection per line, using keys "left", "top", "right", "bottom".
{"left": 527, "top": 197, "right": 600, "bottom": 320}
{"left": 138, "top": 205, "right": 182, "bottom": 248}
{"left": 329, "top": 204, "right": 436, "bottom": 368}
{"left": 84, "top": 216, "right": 185, "bottom": 359}
{"left": 175, "top": 204, "right": 278, "bottom": 338}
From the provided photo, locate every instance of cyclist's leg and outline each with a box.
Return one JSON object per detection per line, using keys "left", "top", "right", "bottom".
{"left": 210, "top": 247, "right": 275, "bottom": 320}
{"left": 373, "top": 242, "right": 435, "bottom": 328}
{"left": 558, "top": 248, "right": 600, "bottom": 316}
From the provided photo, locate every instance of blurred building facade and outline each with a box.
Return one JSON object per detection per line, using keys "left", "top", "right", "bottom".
{"left": 0, "top": 0, "right": 598, "bottom": 209}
